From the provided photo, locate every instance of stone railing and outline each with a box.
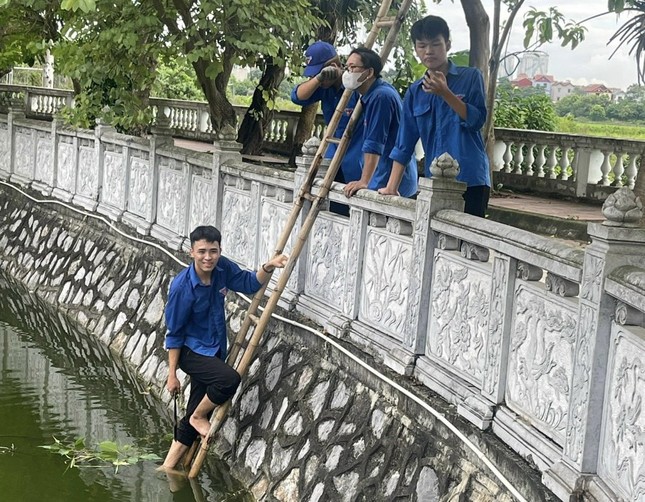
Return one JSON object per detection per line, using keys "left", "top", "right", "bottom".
{"left": 493, "top": 128, "right": 645, "bottom": 201}
{"left": 1, "top": 107, "right": 645, "bottom": 501}
{"left": 4, "top": 97, "right": 645, "bottom": 501}
{"left": 2, "top": 83, "right": 641, "bottom": 204}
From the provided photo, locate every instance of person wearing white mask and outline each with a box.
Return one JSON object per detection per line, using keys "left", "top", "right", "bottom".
{"left": 342, "top": 47, "right": 418, "bottom": 198}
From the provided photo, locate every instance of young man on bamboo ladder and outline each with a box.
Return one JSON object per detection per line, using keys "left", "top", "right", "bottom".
{"left": 159, "top": 225, "right": 288, "bottom": 470}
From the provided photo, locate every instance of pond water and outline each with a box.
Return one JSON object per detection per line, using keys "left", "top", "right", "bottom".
{"left": 0, "top": 272, "right": 252, "bottom": 502}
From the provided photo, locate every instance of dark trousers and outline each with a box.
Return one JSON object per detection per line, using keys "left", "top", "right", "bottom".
{"left": 463, "top": 185, "right": 490, "bottom": 217}
{"left": 175, "top": 347, "right": 241, "bottom": 446}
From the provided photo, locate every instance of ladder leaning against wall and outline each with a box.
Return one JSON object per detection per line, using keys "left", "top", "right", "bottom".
{"left": 186, "top": 0, "right": 417, "bottom": 478}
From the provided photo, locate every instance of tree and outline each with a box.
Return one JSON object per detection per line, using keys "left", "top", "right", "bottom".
{"left": 607, "top": 0, "right": 645, "bottom": 207}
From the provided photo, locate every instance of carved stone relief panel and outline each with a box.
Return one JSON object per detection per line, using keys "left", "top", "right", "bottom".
{"left": 77, "top": 139, "right": 97, "bottom": 198}
{"left": 428, "top": 252, "right": 491, "bottom": 386}
{"left": 128, "top": 153, "right": 152, "bottom": 218}
{"left": 102, "top": 145, "right": 125, "bottom": 208}
{"left": 565, "top": 303, "right": 596, "bottom": 463}
{"left": 221, "top": 187, "right": 254, "bottom": 268}
{"left": 157, "top": 162, "right": 188, "bottom": 235}
{"left": 403, "top": 199, "right": 430, "bottom": 347}
{"left": 598, "top": 326, "right": 645, "bottom": 501}
{"left": 56, "top": 136, "right": 76, "bottom": 192}
{"left": 358, "top": 226, "right": 412, "bottom": 340}
{"left": 0, "top": 123, "right": 8, "bottom": 172}
{"left": 260, "top": 197, "right": 295, "bottom": 289}
{"left": 507, "top": 283, "right": 578, "bottom": 444}
{"left": 305, "top": 213, "right": 349, "bottom": 311}
{"left": 189, "top": 169, "right": 214, "bottom": 230}
{"left": 14, "top": 127, "right": 34, "bottom": 177}
{"left": 35, "top": 131, "right": 53, "bottom": 185}
{"left": 483, "top": 256, "right": 510, "bottom": 398}
{"left": 580, "top": 254, "right": 604, "bottom": 304}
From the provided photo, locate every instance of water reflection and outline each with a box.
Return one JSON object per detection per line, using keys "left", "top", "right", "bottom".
{"left": 0, "top": 272, "right": 251, "bottom": 502}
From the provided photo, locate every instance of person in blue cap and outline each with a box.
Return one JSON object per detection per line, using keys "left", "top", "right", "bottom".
{"left": 291, "top": 41, "right": 364, "bottom": 202}
{"left": 385, "top": 15, "right": 491, "bottom": 216}
{"left": 341, "top": 47, "right": 418, "bottom": 198}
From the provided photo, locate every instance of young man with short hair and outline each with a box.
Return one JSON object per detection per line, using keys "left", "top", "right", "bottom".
{"left": 160, "top": 225, "right": 287, "bottom": 469}
{"left": 341, "top": 47, "right": 418, "bottom": 199}
{"left": 384, "top": 15, "right": 491, "bottom": 217}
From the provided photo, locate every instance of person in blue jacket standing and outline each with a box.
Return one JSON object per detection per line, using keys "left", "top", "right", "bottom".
{"left": 291, "top": 41, "right": 364, "bottom": 188}
{"left": 385, "top": 15, "right": 491, "bottom": 216}
{"left": 341, "top": 47, "right": 418, "bottom": 199}
{"left": 160, "top": 225, "right": 287, "bottom": 470}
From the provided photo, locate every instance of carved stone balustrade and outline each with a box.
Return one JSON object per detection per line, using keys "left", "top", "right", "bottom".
{"left": 494, "top": 127, "right": 645, "bottom": 201}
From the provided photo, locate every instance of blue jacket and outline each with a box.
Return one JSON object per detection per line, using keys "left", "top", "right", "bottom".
{"left": 291, "top": 84, "right": 364, "bottom": 183}
{"left": 360, "top": 78, "right": 417, "bottom": 197}
{"left": 164, "top": 257, "right": 262, "bottom": 360}
{"left": 390, "top": 61, "right": 490, "bottom": 188}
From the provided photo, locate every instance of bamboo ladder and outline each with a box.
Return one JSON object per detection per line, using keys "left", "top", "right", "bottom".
{"left": 186, "top": 0, "right": 416, "bottom": 478}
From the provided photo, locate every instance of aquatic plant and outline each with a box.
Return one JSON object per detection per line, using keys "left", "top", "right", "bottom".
{"left": 40, "top": 437, "right": 161, "bottom": 473}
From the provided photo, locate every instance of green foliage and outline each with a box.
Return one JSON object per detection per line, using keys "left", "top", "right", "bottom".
{"left": 555, "top": 88, "right": 645, "bottom": 123}
{"left": 608, "top": 0, "right": 645, "bottom": 84}
{"left": 152, "top": 57, "right": 204, "bottom": 101}
{"left": 522, "top": 7, "right": 586, "bottom": 50}
{"left": 555, "top": 116, "right": 645, "bottom": 140}
{"left": 494, "top": 83, "right": 557, "bottom": 131}
{"left": 40, "top": 437, "right": 161, "bottom": 473}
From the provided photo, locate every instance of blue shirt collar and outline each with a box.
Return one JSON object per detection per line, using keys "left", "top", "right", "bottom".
{"left": 188, "top": 263, "right": 221, "bottom": 288}
{"left": 361, "top": 78, "right": 385, "bottom": 103}
{"left": 446, "top": 60, "right": 458, "bottom": 76}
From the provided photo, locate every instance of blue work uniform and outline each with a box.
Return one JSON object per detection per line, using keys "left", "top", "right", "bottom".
{"left": 165, "top": 257, "right": 262, "bottom": 360}
{"left": 360, "top": 78, "right": 418, "bottom": 197}
{"left": 291, "top": 84, "right": 364, "bottom": 183}
{"left": 389, "top": 61, "right": 491, "bottom": 188}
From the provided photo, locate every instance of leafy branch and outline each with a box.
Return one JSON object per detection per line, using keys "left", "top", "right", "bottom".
{"left": 40, "top": 437, "right": 161, "bottom": 473}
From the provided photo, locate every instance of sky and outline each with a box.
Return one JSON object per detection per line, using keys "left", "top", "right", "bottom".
{"left": 424, "top": 0, "right": 641, "bottom": 90}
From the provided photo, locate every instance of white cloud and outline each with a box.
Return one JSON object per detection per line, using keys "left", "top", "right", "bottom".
{"left": 423, "top": 0, "right": 641, "bottom": 90}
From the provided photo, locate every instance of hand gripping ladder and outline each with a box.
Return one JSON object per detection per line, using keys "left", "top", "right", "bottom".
{"left": 186, "top": 0, "right": 416, "bottom": 478}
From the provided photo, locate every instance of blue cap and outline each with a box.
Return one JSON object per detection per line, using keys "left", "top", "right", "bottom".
{"left": 304, "top": 41, "right": 337, "bottom": 77}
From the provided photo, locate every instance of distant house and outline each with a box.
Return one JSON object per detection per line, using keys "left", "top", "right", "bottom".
{"left": 532, "top": 74, "right": 555, "bottom": 94}
{"left": 551, "top": 81, "right": 577, "bottom": 102}
{"left": 582, "top": 84, "right": 612, "bottom": 98}
{"left": 510, "top": 77, "right": 533, "bottom": 89}
{"left": 609, "top": 88, "right": 626, "bottom": 101}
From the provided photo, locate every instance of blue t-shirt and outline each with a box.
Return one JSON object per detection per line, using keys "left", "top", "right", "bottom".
{"left": 360, "top": 79, "right": 418, "bottom": 197}
{"left": 291, "top": 84, "right": 364, "bottom": 183}
{"left": 390, "top": 61, "right": 490, "bottom": 188}
{"left": 164, "top": 257, "right": 262, "bottom": 360}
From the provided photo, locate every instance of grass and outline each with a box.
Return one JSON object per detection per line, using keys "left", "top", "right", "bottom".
{"left": 555, "top": 117, "right": 645, "bottom": 141}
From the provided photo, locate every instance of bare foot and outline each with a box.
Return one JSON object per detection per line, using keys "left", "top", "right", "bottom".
{"left": 189, "top": 415, "right": 211, "bottom": 437}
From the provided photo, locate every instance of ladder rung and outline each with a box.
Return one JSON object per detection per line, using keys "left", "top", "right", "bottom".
{"left": 376, "top": 17, "right": 397, "bottom": 28}
{"left": 325, "top": 137, "right": 341, "bottom": 145}
{"left": 302, "top": 192, "right": 316, "bottom": 202}
{"left": 248, "top": 313, "right": 260, "bottom": 325}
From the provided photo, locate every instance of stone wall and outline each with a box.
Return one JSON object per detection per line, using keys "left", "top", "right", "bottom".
{"left": 0, "top": 183, "right": 554, "bottom": 501}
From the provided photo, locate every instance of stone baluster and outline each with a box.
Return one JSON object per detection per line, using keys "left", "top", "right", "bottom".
{"left": 502, "top": 142, "right": 513, "bottom": 173}
{"left": 404, "top": 153, "right": 466, "bottom": 359}
{"left": 559, "top": 145, "right": 571, "bottom": 181}
{"left": 625, "top": 154, "right": 638, "bottom": 189}
{"left": 612, "top": 152, "right": 624, "bottom": 187}
{"left": 199, "top": 109, "right": 210, "bottom": 133}
{"left": 544, "top": 188, "right": 645, "bottom": 500}
{"left": 513, "top": 142, "right": 524, "bottom": 174}
{"left": 525, "top": 143, "right": 535, "bottom": 176}
{"left": 535, "top": 144, "right": 547, "bottom": 178}
{"left": 546, "top": 146, "right": 558, "bottom": 179}
{"left": 599, "top": 151, "right": 612, "bottom": 186}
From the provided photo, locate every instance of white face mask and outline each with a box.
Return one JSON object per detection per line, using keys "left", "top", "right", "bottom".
{"left": 342, "top": 70, "right": 366, "bottom": 90}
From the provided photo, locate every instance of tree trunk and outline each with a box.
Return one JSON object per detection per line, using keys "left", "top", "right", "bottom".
{"left": 192, "top": 57, "right": 236, "bottom": 134}
{"left": 237, "top": 59, "right": 285, "bottom": 155}
{"left": 290, "top": 103, "right": 319, "bottom": 165}
{"left": 460, "top": 0, "right": 490, "bottom": 82}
